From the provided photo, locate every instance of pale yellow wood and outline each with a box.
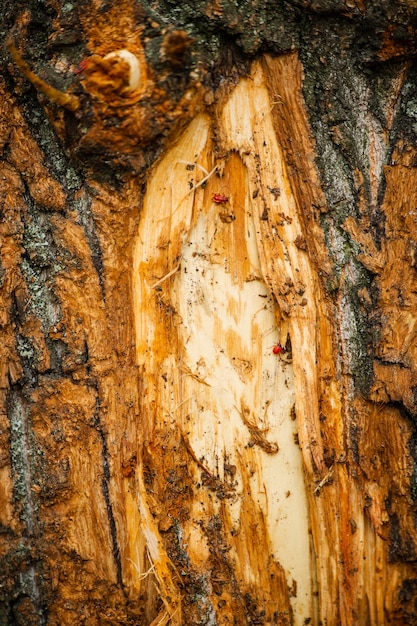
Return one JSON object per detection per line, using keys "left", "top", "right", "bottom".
{"left": 132, "top": 64, "right": 316, "bottom": 624}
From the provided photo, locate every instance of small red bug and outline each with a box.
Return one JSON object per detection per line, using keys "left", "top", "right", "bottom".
{"left": 74, "top": 58, "right": 90, "bottom": 75}
{"left": 273, "top": 344, "right": 284, "bottom": 355}
{"left": 212, "top": 193, "right": 229, "bottom": 204}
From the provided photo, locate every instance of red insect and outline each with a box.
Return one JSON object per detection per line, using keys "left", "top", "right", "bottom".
{"left": 212, "top": 193, "right": 229, "bottom": 204}
{"left": 73, "top": 58, "right": 90, "bottom": 75}
{"left": 272, "top": 344, "right": 284, "bottom": 355}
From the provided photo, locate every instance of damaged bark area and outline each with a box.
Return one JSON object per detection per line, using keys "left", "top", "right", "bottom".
{"left": 2, "top": 1, "right": 417, "bottom": 625}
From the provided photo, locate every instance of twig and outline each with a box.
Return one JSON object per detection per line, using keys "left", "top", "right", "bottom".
{"left": 314, "top": 466, "right": 334, "bottom": 496}
{"left": 6, "top": 36, "right": 80, "bottom": 111}
{"left": 151, "top": 261, "right": 181, "bottom": 289}
{"left": 177, "top": 160, "right": 209, "bottom": 176}
{"left": 185, "top": 164, "right": 218, "bottom": 194}
{"left": 192, "top": 164, "right": 217, "bottom": 190}
{"left": 127, "top": 556, "right": 156, "bottom": 581}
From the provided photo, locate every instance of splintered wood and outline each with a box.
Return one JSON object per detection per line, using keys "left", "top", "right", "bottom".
{"left": 133, "top": 60, "right": 316, "bottom": 625}
{"left": 132, "top": 53, "right": 417, "bottom": 626}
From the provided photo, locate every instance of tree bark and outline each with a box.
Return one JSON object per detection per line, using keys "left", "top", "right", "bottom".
{"left": 1, "top": 1, "right": 417, "bottom": 625}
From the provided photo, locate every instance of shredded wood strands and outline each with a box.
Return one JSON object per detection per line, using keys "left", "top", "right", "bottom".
{"left": 177, "top": 160, "right": 218, "bottom": 193}
{"left": 136, "top": 469, "right": 182, "bottom": 624}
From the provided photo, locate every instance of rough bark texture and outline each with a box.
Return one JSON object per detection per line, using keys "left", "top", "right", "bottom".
{"left": 2, "top": 1, "right": 417, "bottom": 625}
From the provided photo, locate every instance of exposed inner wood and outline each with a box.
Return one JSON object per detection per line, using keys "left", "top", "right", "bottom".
{"left": 132, "top": 59, "right": 321, "bottom": 625}
{"left": 131, "top": 53, "right": 417, "bottom": 625}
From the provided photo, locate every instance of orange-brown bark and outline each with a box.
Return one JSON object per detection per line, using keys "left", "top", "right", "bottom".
{"left": 2, "top": 2, "right": 417, "bottom": 625}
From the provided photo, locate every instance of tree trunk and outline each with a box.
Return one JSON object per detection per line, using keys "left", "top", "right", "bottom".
{"left": 1, "top": 1, "right": 417, "bottom": 624}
